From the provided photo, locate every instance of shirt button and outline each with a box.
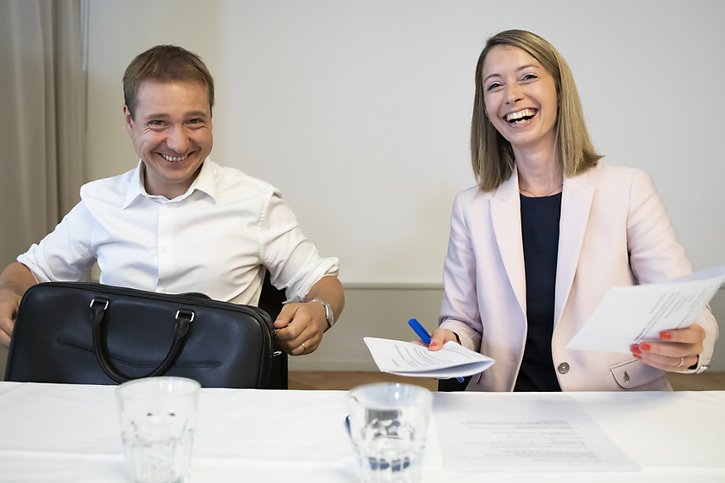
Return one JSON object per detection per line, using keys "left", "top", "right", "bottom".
{"left": 557, "top": 362, "right": 570, "bottom": 374}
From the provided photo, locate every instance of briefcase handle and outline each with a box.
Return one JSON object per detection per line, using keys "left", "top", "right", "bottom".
{"left": 89, "top": 297, "right": 194, "bottom": 383}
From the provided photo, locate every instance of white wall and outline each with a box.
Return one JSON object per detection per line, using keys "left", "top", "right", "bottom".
{"left": 82, "top": 0, "right": 725, "bottom": 371}
{"left": 86, "top": 0, "right": 725, "bottom": 284}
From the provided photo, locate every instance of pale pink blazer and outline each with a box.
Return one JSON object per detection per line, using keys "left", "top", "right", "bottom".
{"left": 439, "top": 163, "right": 718, "bottom": 391}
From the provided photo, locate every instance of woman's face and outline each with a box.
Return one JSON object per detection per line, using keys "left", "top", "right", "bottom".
{"left": 481, "top": 45, "right": 558, "bottom": 154}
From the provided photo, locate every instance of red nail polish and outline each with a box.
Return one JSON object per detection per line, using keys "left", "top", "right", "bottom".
{"left": 659, "top": 331, "right": 672, "bottom": 340}
{"left": 640, "top": 343, "right": 651, "bottom": 351}
{"left": 630, "top": 345, "right": 641, "bottom": 355}
{"left": 429, "top": 342, "right": 438, "bottom": 348}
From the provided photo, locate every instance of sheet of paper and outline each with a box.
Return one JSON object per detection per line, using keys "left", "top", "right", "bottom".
{"left": 567, "top": 265, "right": 725, "bottom": 353}
{"left": 363, "top": 337, "right": 494, "bottom": 378}
{"left": 434, "top": 394, "right": 639, "bottom": 472}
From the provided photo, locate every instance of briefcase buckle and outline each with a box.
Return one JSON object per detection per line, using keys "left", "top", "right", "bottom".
{"left": 89, "top": 298, "right": 109, "bottom": 311}
{"left": 175, "top": 309, "right": 195, "bottom": 323}
{"left": 174, "top": 309, "right": 195, "bottom": 338}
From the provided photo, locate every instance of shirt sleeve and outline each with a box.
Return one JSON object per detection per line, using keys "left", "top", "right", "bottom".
{"left": 258, "top": 192, "right": 338, "bottom": 302}
{"left": 17, "top": 201, "right": 97, "bottom": 282}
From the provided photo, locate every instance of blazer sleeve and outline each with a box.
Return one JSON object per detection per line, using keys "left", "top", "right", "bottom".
{"left": 626, "top": 169, "right": 718, "bottom": 372}
{"left": 439, "top": 191, "right": 483, "bottom": 352}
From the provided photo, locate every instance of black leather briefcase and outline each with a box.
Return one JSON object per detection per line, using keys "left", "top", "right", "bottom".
{"left": 5, "top": 282, "right": 277, "bottom": 388}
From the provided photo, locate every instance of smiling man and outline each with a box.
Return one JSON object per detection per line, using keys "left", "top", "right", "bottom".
{"left": 126, "top": 80, "right": 213, "bottom": 199}
{"left": 0, "top": 45, "right": 344, "bottom": 356}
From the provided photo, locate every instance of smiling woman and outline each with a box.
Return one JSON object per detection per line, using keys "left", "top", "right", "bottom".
{"left": 470, "top": 30, "right": 600, "bottom": 194}
{"left": 481, "top": 44, "right": 560, "bottom": 184}
{"left": 428, "top": 29, "right": 719, "bottom": 393}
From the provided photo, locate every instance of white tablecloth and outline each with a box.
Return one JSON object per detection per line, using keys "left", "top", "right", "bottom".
{"left": 0, "top": 382, "right": 723, "bottom": 482}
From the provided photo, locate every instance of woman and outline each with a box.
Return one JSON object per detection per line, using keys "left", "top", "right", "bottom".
{"left": 428, "top": 29, "right": 717, "bottom": 391}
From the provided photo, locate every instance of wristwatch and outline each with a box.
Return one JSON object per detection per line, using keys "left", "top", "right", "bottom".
{"left": 310, "top": 298, "right": 334, "bottom": 331}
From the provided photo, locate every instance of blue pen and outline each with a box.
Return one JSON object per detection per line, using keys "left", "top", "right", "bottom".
{"left": 408, "top": 318, "right": 465, "bottom": 383}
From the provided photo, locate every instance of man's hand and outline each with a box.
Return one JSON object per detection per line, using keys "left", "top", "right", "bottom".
{"left": 273, "top": 302, "right": 328, "bottom": 355}
{"left": 272, "top": 275, "right": 344, "bottom": 356}
{"left": 0, "top": 263, "right": 37, "bottom": 347}
{"left": 0, "top": 290, "right": 21, "bottom": 348}
{"left": 630, "top": 324, "right": 706, "bottom": 372}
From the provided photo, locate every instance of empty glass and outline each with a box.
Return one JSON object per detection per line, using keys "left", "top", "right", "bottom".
{"left": 116, "top": 377, "right": 200, "bottom": 483}
{"left": 347, "top": 383, "right": 433, "bottom": 483}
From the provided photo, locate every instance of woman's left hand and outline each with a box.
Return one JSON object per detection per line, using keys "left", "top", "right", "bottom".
{"left": 630, "top": 324, "right": 705, "bottom": 372}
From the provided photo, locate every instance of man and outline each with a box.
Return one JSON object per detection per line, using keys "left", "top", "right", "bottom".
{"left": 0, "top": 45, "right": 344, "bottom": 356}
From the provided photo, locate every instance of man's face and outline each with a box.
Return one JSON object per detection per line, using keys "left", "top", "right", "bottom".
{"left": 124, "top": 80, "right": 213, "bottom": 199}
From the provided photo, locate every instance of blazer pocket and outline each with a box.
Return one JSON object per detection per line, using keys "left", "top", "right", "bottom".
{"left": 609, "top": 359, "right": 665, "bottom": 389}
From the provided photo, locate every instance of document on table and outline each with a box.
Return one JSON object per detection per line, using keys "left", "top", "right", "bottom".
{"left": 363, "top": 337, "right": 494, "bottom": 378}
{"left": 567, "top": 265, "right": 725, "bottom": 353}
{"left": 435, "top": 394, "right": 639, "bottom": 472}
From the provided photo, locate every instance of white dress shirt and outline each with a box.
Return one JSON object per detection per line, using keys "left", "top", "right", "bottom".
{"left": 18, "top": 159, "right": 338, "bottom": 305}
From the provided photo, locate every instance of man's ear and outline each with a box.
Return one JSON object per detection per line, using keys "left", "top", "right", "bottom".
{"left": 123, "top": 105, "right": 134, "bottom": 132}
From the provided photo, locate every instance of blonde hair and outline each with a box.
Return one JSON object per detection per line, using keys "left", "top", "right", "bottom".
{"left": 471, "top": 30, "right": 602, "bottom": 191}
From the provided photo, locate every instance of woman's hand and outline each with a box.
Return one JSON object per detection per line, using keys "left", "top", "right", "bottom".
{"left": 630, "top": 324, "right": 705, "bottom": 372}
{"left": 427, "top": 328, "right": 460, "bottom": 351}
{"left": 409, "top": 328, "right": 460, "bottom": 351}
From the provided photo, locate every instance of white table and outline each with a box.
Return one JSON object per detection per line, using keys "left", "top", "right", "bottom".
{"left": 0, "top": 382, "right": 723, "bottom": 482}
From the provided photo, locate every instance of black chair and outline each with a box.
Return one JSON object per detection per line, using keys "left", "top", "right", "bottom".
{"left": 257, "top": 271, "right": 288, "bottom": 389}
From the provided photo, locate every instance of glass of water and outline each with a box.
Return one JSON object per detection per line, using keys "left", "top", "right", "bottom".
{"left": 347, "top": 383, "right": 433, "bottom": 483}
{"left": 116, "top": 377, "right": 200, "bottom": 483}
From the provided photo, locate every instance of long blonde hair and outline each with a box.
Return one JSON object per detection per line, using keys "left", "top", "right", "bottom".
{"left": 471, "top": 30, "right": 602, "bottom": 191}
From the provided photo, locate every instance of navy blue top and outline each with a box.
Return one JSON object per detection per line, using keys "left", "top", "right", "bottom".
{"left": 514, "top": 193, "right": 562, "bottom": 392}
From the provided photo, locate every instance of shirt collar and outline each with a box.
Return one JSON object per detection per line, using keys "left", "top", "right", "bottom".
{"left": 190, "top": 158, "right": 217, "bottom": 201}
{"left": 121, "top": 158, "right": 218, "bottom": 208}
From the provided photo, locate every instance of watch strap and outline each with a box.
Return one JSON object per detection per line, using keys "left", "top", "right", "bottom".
{"left": 309, "top": 298, "right": 334, "bottom": 331}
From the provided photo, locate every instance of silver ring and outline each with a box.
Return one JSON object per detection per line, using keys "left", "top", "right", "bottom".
{"left": 300, "top": 342, "right": 306, "bottom": 352}
{"left": 677, "top": 356, "right": 685, "bottom": 368}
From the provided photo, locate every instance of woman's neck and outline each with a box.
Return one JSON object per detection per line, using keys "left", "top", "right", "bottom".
{"left": 514, "top": 147, "right": 562, "bottom": 197}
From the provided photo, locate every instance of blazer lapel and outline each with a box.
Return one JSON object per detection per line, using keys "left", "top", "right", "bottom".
{"left": 490, "top": 172, "right": 526, "bottom": 315}
{"left": 554, "top": 171, "right": 595, "bottom": 326}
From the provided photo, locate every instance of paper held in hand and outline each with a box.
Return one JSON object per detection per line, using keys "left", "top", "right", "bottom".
{"left": 363, "top": 337, "right": 495, "bottom": 378}
{"left": 567, "top": 265, "right": 725, "bottom": 353}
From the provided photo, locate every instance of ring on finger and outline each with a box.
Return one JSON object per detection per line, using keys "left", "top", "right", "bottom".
{"left": 677, "top": 356, "right": 684, "bottom": 368}
{"left": 300, "top": 342, "right": 306, "bottom": 353}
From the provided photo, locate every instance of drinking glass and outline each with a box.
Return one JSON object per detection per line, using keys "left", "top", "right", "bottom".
{"left": 347, "top": 383, "right": 433, "bottom": 483}
{"left": 116, "top": 377, "right": 200, "bottom": 483}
